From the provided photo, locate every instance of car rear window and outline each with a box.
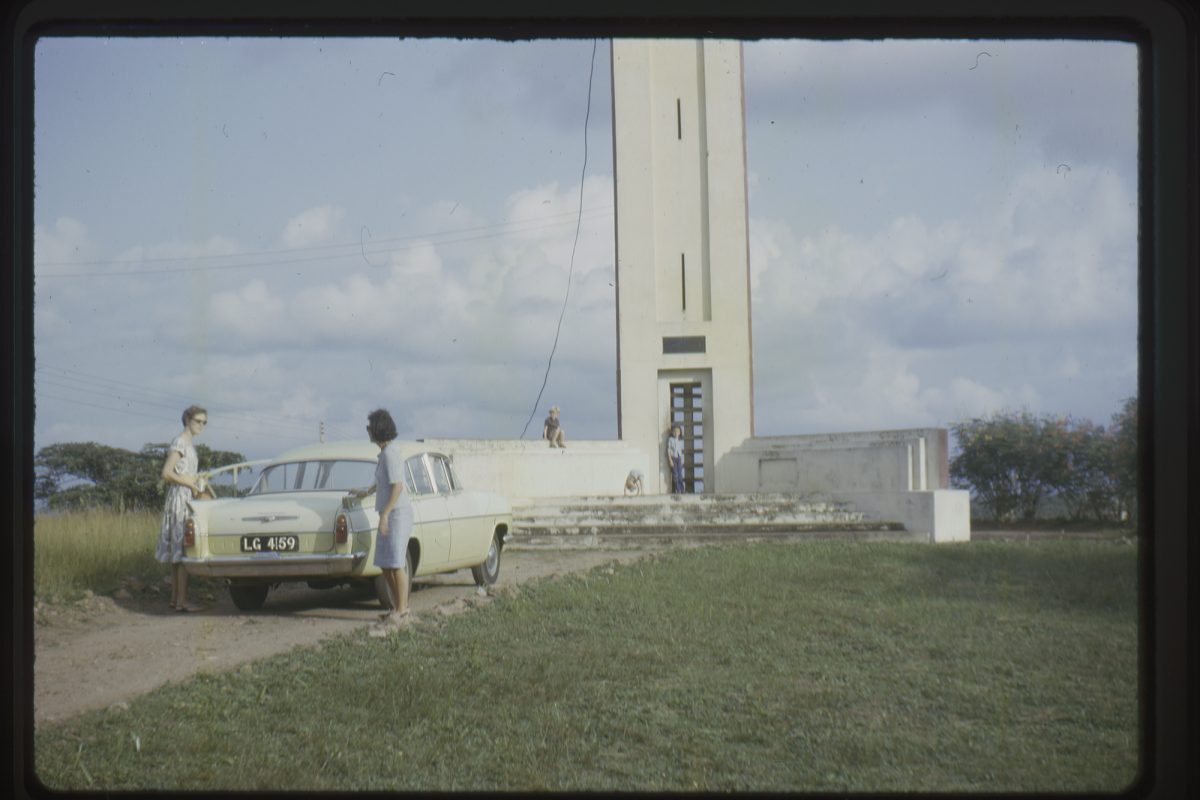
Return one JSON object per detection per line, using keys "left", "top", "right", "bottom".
{"left": 250, "top": 460, "right": 376, "bottom": 495}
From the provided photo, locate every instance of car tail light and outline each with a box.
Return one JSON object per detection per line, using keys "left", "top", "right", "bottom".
{"left": 183, "top": 518, "right": 196, "bottom": 548}
{"left": 335, "top": 514, "right": 348, "bottom": 544}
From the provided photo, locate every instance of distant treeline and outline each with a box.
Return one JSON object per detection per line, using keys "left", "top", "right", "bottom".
{"left": 950, "top": 397, "right": 1138, "bottom": 525}
{"left": 34, "top": 442, "right": 246, "bottom": 512}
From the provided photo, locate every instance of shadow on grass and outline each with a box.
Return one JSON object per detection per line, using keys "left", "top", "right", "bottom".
{"left": 886, "top": 539, "right": 1139, "bottom": 617}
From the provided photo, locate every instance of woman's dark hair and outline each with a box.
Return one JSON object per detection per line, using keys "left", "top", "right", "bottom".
{"left": 366, "top": 408, "right": 398, "bottom": 444}
{"left": 182, "top": 404, "right": 208, "bottom": 427}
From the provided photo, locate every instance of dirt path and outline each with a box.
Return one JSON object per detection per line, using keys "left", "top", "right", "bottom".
{"left": 33, "top": 548, "right": 667, "bottom": 725}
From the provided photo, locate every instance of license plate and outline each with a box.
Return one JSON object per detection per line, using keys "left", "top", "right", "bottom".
{"left": 240, "top": 535, "right": 299, "bottom": 553}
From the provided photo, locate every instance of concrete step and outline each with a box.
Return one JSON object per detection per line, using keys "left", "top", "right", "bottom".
{"left": 512, "top": 492, "right": 843, "bottom": 506}
{"left": 515, "top": 520, "right": 905, "bottom": 536}
{"left": 511, "top": 494, "right": 867, "bottom": 525}
{"left": 513, "top": 512, "right": 871, "bottom": 528}
{"left": 504, "top": 492, "right": 907, "bottom": 546}
{"left": 512, "top": 502, "right": 858, "bottom": 517}
{"left": 511, "top": 494, "right": 854, "bottom": 516}
{"left": 509, "top": 526, "right": 927, "bottom": 550}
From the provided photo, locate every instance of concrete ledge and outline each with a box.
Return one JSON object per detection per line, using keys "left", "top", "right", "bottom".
{"left": 422, "top": 439, "right": 650, "bottom": 499}
{"left": 507, "top": 528, "right": 931, "bottom": 550}
{"left": 829, "top": 489, "right": 971, "bottom": 543}
{"left": 514, "top": 521, "right": 906, "bottom": 536}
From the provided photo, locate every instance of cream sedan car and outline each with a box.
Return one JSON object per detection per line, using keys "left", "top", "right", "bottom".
{"left": 181, "top": 441, "right": 511, "bottom": 611}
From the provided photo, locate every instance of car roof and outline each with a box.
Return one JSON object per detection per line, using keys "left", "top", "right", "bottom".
{"left": 267, "top": 440, "right": 439, "bottom": 464}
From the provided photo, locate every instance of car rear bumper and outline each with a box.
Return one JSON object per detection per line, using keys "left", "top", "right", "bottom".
{"left": 181, "top": 551, "right": 369, "bottom": 578}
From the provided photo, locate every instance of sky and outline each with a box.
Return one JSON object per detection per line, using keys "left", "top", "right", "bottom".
{"left": 31, "top": 36, "right": 1138, "bottom": 466}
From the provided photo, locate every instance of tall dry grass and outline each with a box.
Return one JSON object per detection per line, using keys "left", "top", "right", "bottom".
{"left": 34, "top": 509, "right": 163, "bottom": 602}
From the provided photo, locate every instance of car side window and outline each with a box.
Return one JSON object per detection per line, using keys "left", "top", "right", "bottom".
{"left": 405, "top": 455, "right": 434, "bottom": 496}
{"left": 429, "top": 455, "right": 452, "bottom": 494}
{"left": 444, "top": 457, "right": 461, "bottom": 491}
{"left": 430, "top": 454, "right": 458, "bottom": 493}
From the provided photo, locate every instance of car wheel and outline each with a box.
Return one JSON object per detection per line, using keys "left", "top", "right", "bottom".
{"left": 229, "top": 583, "right": 269, "bottom": 611}
{"left": 374, "top": 550, "right": 413, "bottom": 610}
{"left": 471, "top": 530, "right": 502, "bottom": 586}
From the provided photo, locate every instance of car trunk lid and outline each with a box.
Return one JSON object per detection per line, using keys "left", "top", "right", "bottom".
{"left": 193, "top": 495, "right": 340, "bottom": 556}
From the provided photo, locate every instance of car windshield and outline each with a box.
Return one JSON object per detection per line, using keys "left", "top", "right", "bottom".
{"left": 249, "top": 460, "right": 377, "bottom": 495}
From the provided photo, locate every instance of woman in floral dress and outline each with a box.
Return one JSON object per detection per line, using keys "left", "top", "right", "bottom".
{"left": 156, "top": 405, "right": 208, "bottom": 612}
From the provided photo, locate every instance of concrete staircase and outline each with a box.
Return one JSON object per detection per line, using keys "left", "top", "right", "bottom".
{"left": 507, "top": 493, "right": 921, "bottom": 549}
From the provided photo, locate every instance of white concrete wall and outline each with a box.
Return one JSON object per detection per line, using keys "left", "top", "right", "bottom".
{"left": 832, "top": 490, "right": 972, "bottom": 543}
{"left": 612, "top": 39, "right": 754, "bottom": 494}
{"left": 720, "top": 429, "right": 951, "bottom": 494}
{"left": 427, "top": 434, "right": 969, "bottom": 541}
{"left": 422, "top": 439, "right": 651, "bottom": 500}
{"left": 716, "top": 429, "right": 969, "bottom": 542}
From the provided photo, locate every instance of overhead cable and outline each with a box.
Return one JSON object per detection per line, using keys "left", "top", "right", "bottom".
{"left": 519, "top": 39, "right": 598, "bottom": 439}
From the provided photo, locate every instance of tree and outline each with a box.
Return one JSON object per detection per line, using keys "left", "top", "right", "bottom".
{"left": 952, "top": 400, "right": 1139, "bottom": 525}
{"left": 1049, "top": 418, "right": 1115, "bottom": 521}
{"left": 35, "top": 441, "right": 246, "bottom": 512}
{"left": 139, "top": 442, "right": 248, "bottom": 474}
{"left": 950, "top": 411, "right": 1064, "bottom": 522}
{"left": 1110, "top": 396, "right": 1138, "bottom": 523}
{"left": 35, "top": 442, "right": 157, "bottom": 511}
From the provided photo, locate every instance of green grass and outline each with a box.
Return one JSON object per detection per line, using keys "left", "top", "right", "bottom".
{"left": 34, "top": 510, "right": 166, "bottom": 602}
{"left": 33, "top": 540, "right": 1140, "bottom": 793}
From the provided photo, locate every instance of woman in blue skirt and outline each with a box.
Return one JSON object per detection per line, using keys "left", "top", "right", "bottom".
{"left": 357, "top": 408, "right": 414, "bottom": 627}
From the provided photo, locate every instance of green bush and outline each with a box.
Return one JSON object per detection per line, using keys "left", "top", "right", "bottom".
{"left": 951, "top": 398, "right": 1137, "bottom": 525}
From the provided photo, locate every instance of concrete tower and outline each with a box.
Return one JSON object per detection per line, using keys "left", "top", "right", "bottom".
{"left": 611, "top": 39, "right": 754, "bottom": 494}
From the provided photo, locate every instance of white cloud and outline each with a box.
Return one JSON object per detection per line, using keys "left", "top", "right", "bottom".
{"left": 281, "top": 205, "right": 345, "bottom": 249}
{"left": 504, "top": 175, "right": 615, "bottom": 276}
{"left": 203, "top": 178, "right": 616, "bottom": 363}
{"left": 750, "top": 163, "right": 1136, "bottom": 433}
{"left": 208, "top": 279, "right": 288, "bottom": 340}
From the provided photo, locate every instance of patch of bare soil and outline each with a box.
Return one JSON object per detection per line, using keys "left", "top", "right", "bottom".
{"left": 33, "top": 547, "right": 667, "bottom": 725}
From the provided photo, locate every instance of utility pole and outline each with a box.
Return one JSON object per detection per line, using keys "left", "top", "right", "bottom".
{"left": 319, "top": 421, "right": 325, "bottom": 443}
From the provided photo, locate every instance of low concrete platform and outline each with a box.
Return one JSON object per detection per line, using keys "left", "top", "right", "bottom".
{"left": 506, "top": 493, "right": 922, "bottom": 549}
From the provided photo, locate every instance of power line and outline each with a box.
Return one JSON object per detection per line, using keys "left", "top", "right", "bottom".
{"left": 37, "top": 207, "right": 614, "bottom": 278}
{"left": 37, "top": 392, "right": 310, "bottom": 443}
{"left": 36, "top": 366, "right": 318, "bottom": 434}
{"left": 520, "top": 40, "right": 598, "bottom": 439}
{"left": 35, "top": 366, "right": 335, "bottom": 439}
{"left": 38, "top": 206, "right": 610, "bottom": 267}
{"left": 36, "top": 377, "right": 314, "bottom": 437}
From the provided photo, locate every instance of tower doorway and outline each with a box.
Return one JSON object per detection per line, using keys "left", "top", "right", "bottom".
{"left": 670, "top": 381, "right": 704, "bottom": 493}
